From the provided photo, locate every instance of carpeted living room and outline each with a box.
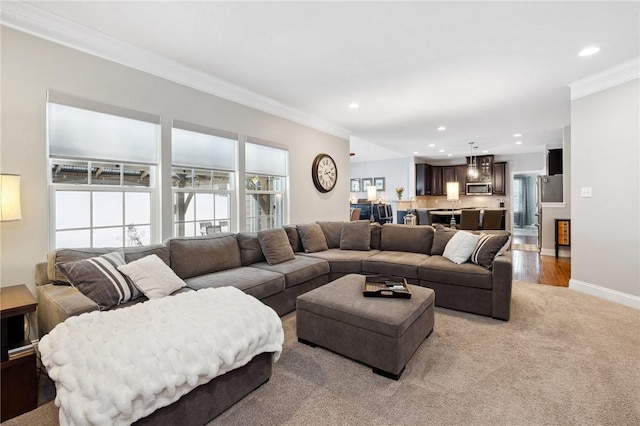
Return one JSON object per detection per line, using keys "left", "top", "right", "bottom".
{"left": 1, "top": 2, "right": 639, "bottom": 426}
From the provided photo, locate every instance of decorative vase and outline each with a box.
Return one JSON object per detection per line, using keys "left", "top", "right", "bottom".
{"left": 397, "top": 193, "right": 403, "bottom": 200}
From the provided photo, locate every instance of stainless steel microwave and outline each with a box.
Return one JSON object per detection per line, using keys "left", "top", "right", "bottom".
{"left": 466, "top": 182, "right": 492, "bottom": 195}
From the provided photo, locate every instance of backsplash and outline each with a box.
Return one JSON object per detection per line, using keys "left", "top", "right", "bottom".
{"left": 400, "top": 195, "right": 508, "bottom": 209}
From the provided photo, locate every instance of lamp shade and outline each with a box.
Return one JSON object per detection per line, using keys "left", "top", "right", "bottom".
{"left": 0, "top": 174, "right": 22, "bottom": 221}
{"left": 367, "top": 185, "right": 377, "bottom": 202}
{"left": 446, "top": 182, "right": 459, "bottom": 201}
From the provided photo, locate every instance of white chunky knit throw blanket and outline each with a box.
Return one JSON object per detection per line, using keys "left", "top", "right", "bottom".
{"left": 39, "top": 287, "right": 284, "bottom": 426}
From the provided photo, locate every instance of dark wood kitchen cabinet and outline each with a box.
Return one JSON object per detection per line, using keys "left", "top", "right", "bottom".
{"left": 455, "top": 165, "right": 468, "bottom": 194}
{"left": 416, "top": 164, "right": 428, "bottom": 196}
{"left": 430, "top": 166, "right": 443, "bottom": 196}
{"left": 492, "top": 162, "right": 506, "bottom": 195}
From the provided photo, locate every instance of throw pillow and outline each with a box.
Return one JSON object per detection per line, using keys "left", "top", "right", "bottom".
{"left": 470, "top": 233, "right": 512, "bottom": 269}
{"left": 431, "top": 224, "right": 458, "bottom": 255}
{"left": 257, "top": 228, "right": 296, "bottom": 265}
{"left": 56, "top": 251, "right": 139, "bottom": 310}
{"left": 443, "top": 231, "right": 481, "bottom": 264}
{"left": 339, "top": 220, "right": 371, "bottom": 250}
{"left": 297, "top": 223, "right": 329, "bottom": 253}
{"left": 118, "top": 254, "right": 186, "bottom": 299}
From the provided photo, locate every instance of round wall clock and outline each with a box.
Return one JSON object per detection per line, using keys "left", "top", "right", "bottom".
{"left": 312, "top": 153, "right": 338, "bottom": 193}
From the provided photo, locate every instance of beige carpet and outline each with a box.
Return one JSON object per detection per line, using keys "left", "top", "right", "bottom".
{"left": 6, "top": 281, "right": 639, "bottom": 426}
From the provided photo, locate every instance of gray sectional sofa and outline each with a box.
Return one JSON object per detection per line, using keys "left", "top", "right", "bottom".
{"left": 34, "top": 221, "right": 512, "bottom": 424}
{"left": 36, "top": 221, "right": 512, "bottom": 337}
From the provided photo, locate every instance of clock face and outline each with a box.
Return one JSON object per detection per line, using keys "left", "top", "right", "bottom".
{"left": 312, "top": 154, "right": 338, "bottom": 193}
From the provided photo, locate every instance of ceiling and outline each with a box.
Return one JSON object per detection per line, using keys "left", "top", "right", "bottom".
{"left": 10, "top": 1, "right": 640, "bottom": 162}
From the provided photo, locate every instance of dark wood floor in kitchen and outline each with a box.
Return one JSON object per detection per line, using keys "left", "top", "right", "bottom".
{"left": 511, "top": 235, "right": 571, "bottom": 287}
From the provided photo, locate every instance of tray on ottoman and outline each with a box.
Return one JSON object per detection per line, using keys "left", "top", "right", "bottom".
{"left": 296, "top": 273, "right": 435, "bottom": 380}
{"left": 363, "top": 275, "right": 411, "bottom": 299}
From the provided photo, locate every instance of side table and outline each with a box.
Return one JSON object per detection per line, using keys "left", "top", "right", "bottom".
{"left": 1, "top": 284, "right": 38, "bottom": 421}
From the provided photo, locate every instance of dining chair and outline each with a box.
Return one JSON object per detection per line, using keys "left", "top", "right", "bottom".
{"left": 460, "top": 209, "right": 481, "bottom": 230}
{"left": 481, "top": 209, "right": 504, "bottom": 230}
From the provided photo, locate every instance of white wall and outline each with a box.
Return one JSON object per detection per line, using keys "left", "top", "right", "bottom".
{"left": 570, "top": 77, "right": 639, "bottom": 304}
{"left": 0, "top": 27, "right": 350, "bottom": 290}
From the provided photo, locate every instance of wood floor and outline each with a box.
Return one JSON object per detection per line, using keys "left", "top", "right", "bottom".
{"left": 511, "top": 235, "right": 571, "bottom": 287}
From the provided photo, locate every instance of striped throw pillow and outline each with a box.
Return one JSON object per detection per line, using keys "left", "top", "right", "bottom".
{"left": 57, "top": 251, "right": 140, "bottom": 310}
{"left": 470, "top": 233, "right": 511, "bottom": 269}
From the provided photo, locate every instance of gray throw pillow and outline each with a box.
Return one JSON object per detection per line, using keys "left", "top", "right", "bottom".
{"left": 470, "top": 233, "right": 511, "bottom": 269}
{"left": 257, "top": 228, "right": 295, "bottom": 265}
{"left": 340, "top": 220, "right": 371, "bottom": 250}
{"left": 237, "top": 232, "right": 266, "bottom": 266}
{"left": 297, "top": 223, "right": 329, "bottom": 253}
{"left": 431, "top": 224, "right": 458, "bottom": 255}
{"left": 56, "top": 251, "right": 140, "bottom": 310}
{"left": 317, "top": 221, "right": 344, "bottom": 249}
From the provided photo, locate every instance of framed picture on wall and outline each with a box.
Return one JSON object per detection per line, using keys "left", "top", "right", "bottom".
{"left": 374, "top": 177, "right": 385, "bottom": 191}
{"left": 361, "top": 178, "right": 373, "bottom": 190}
{"left": 350, "top": 178, "right": 361, "bottom": 192}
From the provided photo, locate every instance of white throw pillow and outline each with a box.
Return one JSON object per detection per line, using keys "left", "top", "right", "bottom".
{"left": 118, "top": 254, "right": 186, "bottom": 299}
{"left": 443, "top": 231, "right": 481, "bottom": 264}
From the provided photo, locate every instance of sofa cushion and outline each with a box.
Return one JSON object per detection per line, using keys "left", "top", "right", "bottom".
{"left": 302, "top": 248, "right": 379, "bottom": 274}
{"left": 168, "top": 234, "right": 242, "bottom": 279}
{"left": 283, "top": 225, "right": 304, "bottom": 252}
{"left": 340, "top": 220, "right": 371, "bottom": 251}
{"left": 380, "top": 224, "right": 434, "bottom": 255}
{"left": 56, "top": 251, "right": 139, "bottom": 310}
{"left": 297, "top": 223, "right": 329, "bottom": 253}
{"left": 362, "top": 251, "right": 430, "bottom": 280}
{"left": 431, "top": 224, "right": 458, "bottom": 255}
{"left": 418, "top": 256, "right": 492, "bottom": 290}
{"left": 443, "top": 231, "right": 480, "bottom": 264}
{"left": 369, "top": 223, "right": 382, "bottom": 250}
{"left": 257, "top": 228, "right": 295, "bottom": 265}
{"left": 470, "top": 233, "right": 512, "bottom": 269}
{"left": 184, "top": 267, "right": 285, "bottom": 300}
{"left": 317, "top": 221, "right": 344, "bottom": 249}
{"left": 237, "top": 232, "right": 266, "bottom": 266}
{"left": 251, "top": 255, "right": 329, "bottom": 288}
{"left": 47, "top": 245, "right": 169, "bottom": 285}
{"left": 118, "top": 254, "right": 186, "bottom": 299}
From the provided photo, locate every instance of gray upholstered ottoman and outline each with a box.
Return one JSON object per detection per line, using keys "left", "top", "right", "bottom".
{"left": 296, "top": 273, "right": 435, "bottom": 380}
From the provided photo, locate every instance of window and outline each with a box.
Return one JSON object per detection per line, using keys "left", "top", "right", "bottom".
{"left": 245, "top": 141, "right": 288, "bottom": 232}
{"left": 171, "top": 123, "right": 236, "bottom": 236}
{"left": 48, "top": 93, "right": 159, "bottom": 249}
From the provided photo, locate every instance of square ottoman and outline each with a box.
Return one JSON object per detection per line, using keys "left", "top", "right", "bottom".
{"left": 296, "top": 273, "right": 435, "bottom": 380}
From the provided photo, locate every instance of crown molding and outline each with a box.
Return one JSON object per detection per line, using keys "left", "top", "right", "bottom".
{"left": 570, "top": 57, "right": 640, "bottom": 100}
{"left": 0, "top": 1, "right": 350, "bottom": 140}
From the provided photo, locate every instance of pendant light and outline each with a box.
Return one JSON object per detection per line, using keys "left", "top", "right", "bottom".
{"left": 467, "top": 142, "right": 478, "bottom": 179}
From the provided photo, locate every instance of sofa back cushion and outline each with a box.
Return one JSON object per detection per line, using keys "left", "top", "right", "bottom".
{"left": 237, "top": 233, "right": 266, "bottom": 266}
{"left": 380, "top": 224, "right": 434, "bottom": 254}
{"left": 47, "top": 245, "right": 170, "bottom": 285}
{"left": 369, "top": 223, "right": 382, "bottom": 250}
{"left": 317, "top": 221, "right": 345, "bottom": 249}
{"left": 297, "top": 223, "right": 329, "bottom": 253}
{"left": 167, "top": 234, "right": 241, "bottom": 279}
{"left": 431, "top": 224, "right": 458, "bottom": 255}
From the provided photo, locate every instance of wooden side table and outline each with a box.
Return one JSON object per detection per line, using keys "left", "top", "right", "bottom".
{"left": 1, "top": 284, "right": 38, "bottom": 421}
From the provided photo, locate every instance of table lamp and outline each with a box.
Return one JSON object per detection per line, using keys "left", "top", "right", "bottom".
{"left": 0, "top": 174, "right": 22, "bottom": 222}
{"left": 367, "top": 185, "right": 377, "bottom": 222}
{"left": 446, "top": 182, "right": 459, "bottom": 229}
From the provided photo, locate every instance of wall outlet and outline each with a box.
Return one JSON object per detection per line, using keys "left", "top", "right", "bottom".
{"left": 580, "top": 187, "right": 592, "bottom": 197}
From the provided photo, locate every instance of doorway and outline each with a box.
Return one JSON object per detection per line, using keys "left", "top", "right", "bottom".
{"left": 512, "top": 173, "right": 539, "bottom": 252}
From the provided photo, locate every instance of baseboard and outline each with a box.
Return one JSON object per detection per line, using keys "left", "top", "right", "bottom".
{"left": 541, "top": 248, "right": 571, "bottom": 258}
{"left": 569, "top": 279, "right": 640, "bottom": 310}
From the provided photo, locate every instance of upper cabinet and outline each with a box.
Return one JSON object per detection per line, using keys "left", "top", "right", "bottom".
{"left": 455, "top": 165, "right": 468, "bottom": 194}
{"left": 492, "top": 162, "right": 506, "bottom": 195}
{"left": 430, "top": 166, "right": 443, "bottom": 196}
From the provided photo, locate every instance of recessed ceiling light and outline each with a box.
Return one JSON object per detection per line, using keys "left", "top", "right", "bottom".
{"left": 439, "top": 149, "right": 445, "bottom": 153}
{"left": 447, "top": 153, "right": 453, "bottom": 157}
{"left": 429, "top": 143, "right": 436, "bottom": 147}
{"left": 579, "top": 46, "right": 600, "bottom": 57}
{"left": 515, "top": 141, "right": 523, "bottom": 145}
{"left": 483, "top": 150, "right": 489, "bottom": 153}
{"left": 437, "top": 126, "right": 446, "bottom": 131}
{"left": 513, "top": 133, "right": 522, "bottom": 137}
{"left": 413, "top": 151, "right": 419, "bottom": 155}
{"left": 348, "top": 102, "right": 359, "bottom": 109}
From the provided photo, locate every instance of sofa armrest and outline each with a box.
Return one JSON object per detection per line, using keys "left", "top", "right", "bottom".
{"left": 491, "top": 251, "right": 513, "bottom": 320}
{"left": 35, "top": 262, "right": 50, "bottom": 286}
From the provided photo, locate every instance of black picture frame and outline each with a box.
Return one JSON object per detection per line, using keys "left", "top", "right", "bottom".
{"left": 374, "top": 177, "right": 385, "bottom": 191}
{"left": 350, "top": 178, "right": 361, "bottom": 192}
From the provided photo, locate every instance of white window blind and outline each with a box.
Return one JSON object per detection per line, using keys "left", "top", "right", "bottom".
{"left": 48, "top": 103, "right": 159, "bottom": 165}
{"left": 172, "top": 127, "right": 236, "bottom": 171}
{"left": 245, "top": 142, "right": 287, "bottom": 176}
